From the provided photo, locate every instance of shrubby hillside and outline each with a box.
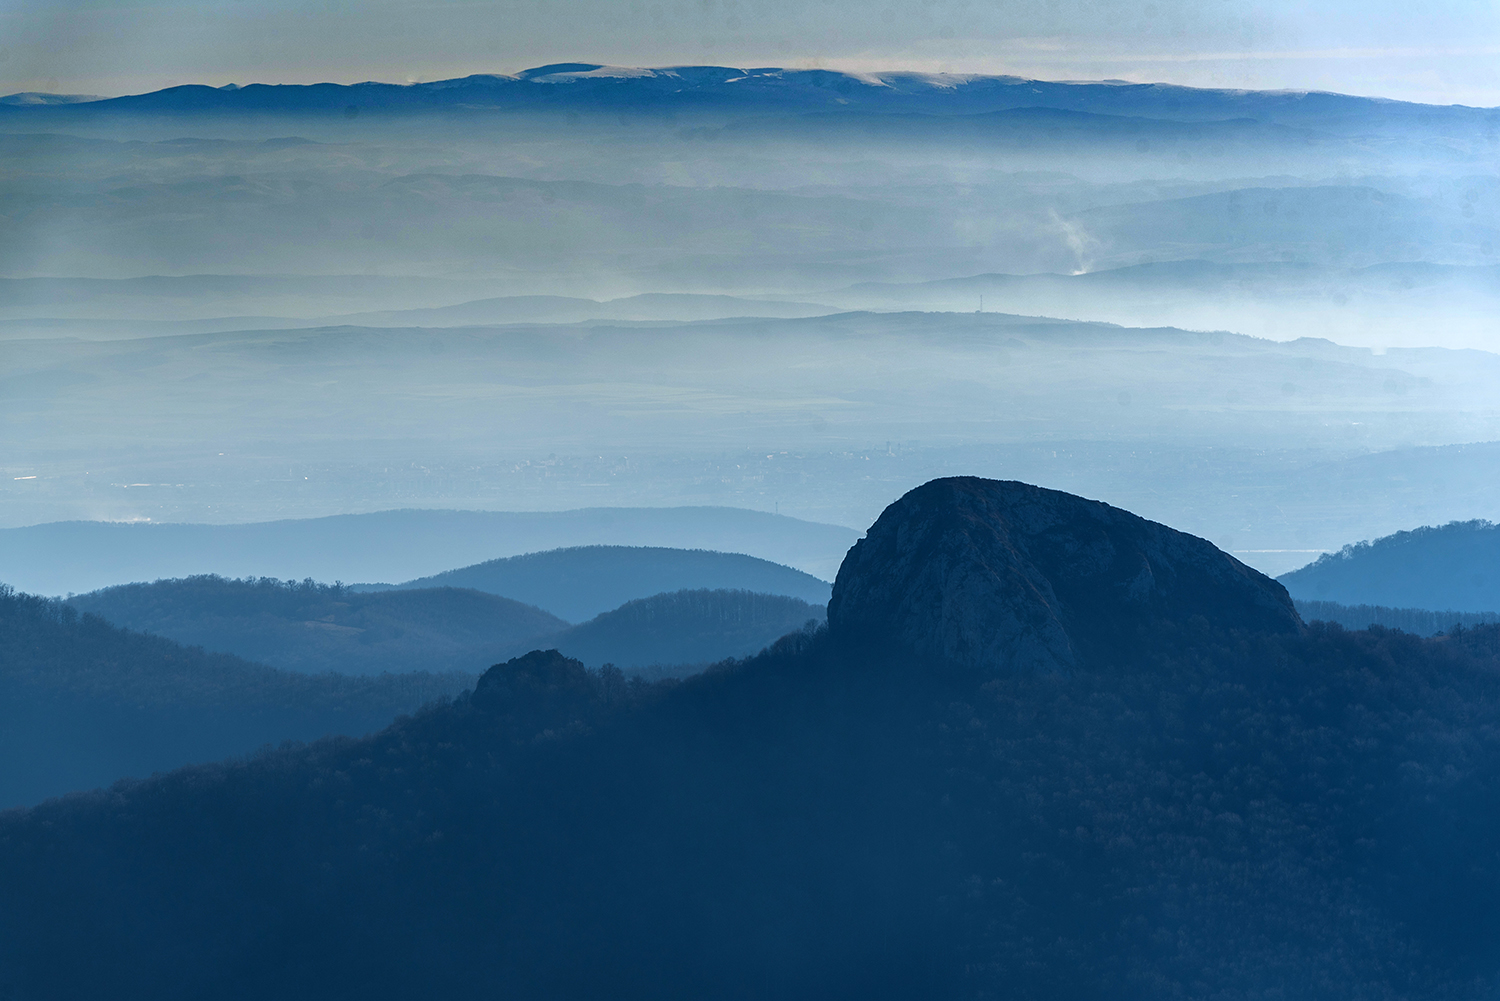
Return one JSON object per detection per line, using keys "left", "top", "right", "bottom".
{"left": 0, "top": 585, "right": 472, "bottom": 808}
{"left": 69, "top": 576, "right": 566, "bottom": 676}
{"left": 368, "top": 545, "right": 833, "bottom": 622}
{"left": 1280, "top": 520, "right": 1500, "bottom": 611}
{"left": 6, "top": 479, "right": 1500, "bottom": 997}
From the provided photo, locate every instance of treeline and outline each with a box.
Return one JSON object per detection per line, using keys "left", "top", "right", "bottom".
{"left": 1296, "top": 598, "right": 1500, "bottom": 636}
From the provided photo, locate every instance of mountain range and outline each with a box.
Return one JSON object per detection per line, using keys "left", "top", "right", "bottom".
{"left": 6, "top": 65, "right": 1495, "bottom": 134}
{"left": 67, "top": 572, "right": 827, "bottom": 676}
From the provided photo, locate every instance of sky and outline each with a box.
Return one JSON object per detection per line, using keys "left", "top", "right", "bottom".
{"left": 3, "top": 0, "right": 1499, "bottom": 106}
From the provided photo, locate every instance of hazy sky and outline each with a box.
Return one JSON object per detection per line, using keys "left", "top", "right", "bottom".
{"left": 4, "top": 0, "right": 1499, "bottom": 105}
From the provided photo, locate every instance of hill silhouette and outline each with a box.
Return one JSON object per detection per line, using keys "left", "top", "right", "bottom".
{"left": 539, "top": 588, "right": 823, "bottom": 672}
{"left": 1280, "top": 520, "right": 1500, "bottom": 611}
{"left": 68, "top": 576, "right": 566, "bottom": 676}
{"left": 367, "top": 545, "right": 832, "bottom": 622}
{"left": 0, "top": 585, "right": 470, "bottom": 808}
{"left": 5, "top": 478, "right": 1500, "bottom": 997}
{"left": 0, "top": 508, "right": 858, "bottom": 598}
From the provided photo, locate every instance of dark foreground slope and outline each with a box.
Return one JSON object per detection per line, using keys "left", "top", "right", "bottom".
{"left": 0, "top": 586, "right": 471, "bottom": 808}
{"left": 372, "top": 545, "right": 832, "bottom": 621}
{"left": 69, "top": 576, "right": 566, "bottom": 676}
{"left": 1281, "top": 520, "right": 1500, "bottom": 612}
{"left": 5, "top": 479, "right": 1500, "bottom": 999}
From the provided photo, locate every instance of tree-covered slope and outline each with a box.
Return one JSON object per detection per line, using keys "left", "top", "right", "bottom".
{"left": 1280, "top": 519, "right": 1500, "bottom": 611}
{"left": 541, "top": 588, "right": 823, "bottom": 670}
{"left": 0, "top": 586, "right": 472, "bottom": 808}
{"left": 69, "top": 576, "right": 566, "bottom": 676}
{"left": 373, "top": 545, "right": 832, "bottom": 622}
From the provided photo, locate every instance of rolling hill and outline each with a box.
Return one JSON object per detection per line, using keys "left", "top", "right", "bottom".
{"left": 541, "top": 588, "right": 824, "bottom": 672}
{"left": 68, "top": 576, "right": 567, "bottom": 677}
{"left": 367, "top": 545, "right": 833, "bottom": 622}
{"left": 0, "top": 508, "right": 858, "bottom": 597}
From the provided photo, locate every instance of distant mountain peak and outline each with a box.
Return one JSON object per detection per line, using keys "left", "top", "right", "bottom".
{"left": 828, "top": 477, "right": 1300, "bottom": 672}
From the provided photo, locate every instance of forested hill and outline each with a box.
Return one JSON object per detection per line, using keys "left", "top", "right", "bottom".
{"left": 69, "top": 575, "right": 566, "bottom": 676}
{"left": 542, "top": 588, "right": 823, "bottom": 672}
{"left": 368, "top": 545, "right": 832, "bottom": 622}
{"left": 1280, "top": 519, "right": 1500, "bottom": 611}
{"left": 0, "top": 585, "right": 472, "bottom": 808}
{"left": 6, "top": 479, "right": 1500, "bottom": 998}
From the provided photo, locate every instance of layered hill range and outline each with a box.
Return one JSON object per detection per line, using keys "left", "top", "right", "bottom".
{"left": 24, "top": 478, "right": 1500, "bottom": 998}
{"left": 358, "top": 544, "right": 830, "bottom": 620}
{"left": 0, "top": 509, "right": 858, "bottom": 597}
{"left": 4, "top": 548, "right": 827, "bottom": 807}
{"left": 1, "top": 65, "right": 1493, "bottom": 326}
{"left": 3, "top": 65, "right": 1497, "bottom": 559}
{"left": 70, "top": 558, "right": 827, "bottom": 676}
{"left": 7, "top": 312, "right": 1500, "bottom": 563}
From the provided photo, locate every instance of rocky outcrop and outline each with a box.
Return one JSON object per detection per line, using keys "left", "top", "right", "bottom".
{"left": 828, "top": 477, "right": 1301, "bottom": 673}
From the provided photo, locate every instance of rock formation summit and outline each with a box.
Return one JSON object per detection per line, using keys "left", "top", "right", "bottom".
{"left": 828, "top": 477, "right": 1301, "bottom": 672}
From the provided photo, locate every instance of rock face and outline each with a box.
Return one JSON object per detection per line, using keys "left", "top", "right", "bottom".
{"left": 828, "top": 478, "right": 1301, "bottom": 672}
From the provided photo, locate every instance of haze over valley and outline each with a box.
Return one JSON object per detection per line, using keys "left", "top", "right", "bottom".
{"left": 3, "top": 66, "right": 1498, "bottom": 588}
